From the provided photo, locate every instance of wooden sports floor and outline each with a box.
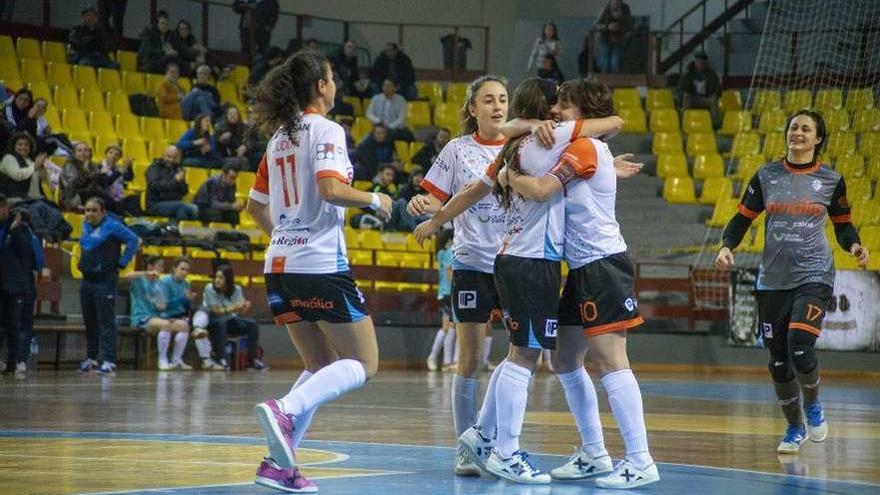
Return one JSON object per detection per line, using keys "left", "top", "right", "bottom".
{"left": 1, "top": 368, "right": 877, "bottom": 494}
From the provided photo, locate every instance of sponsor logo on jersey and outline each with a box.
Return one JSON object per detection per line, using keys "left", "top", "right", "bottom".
{"left": 267, "top": 293, "right": 284, "bottom": 308}
{"left": 624, "top": 297, "right": 637, "bottom": 312}
{"left": 291, "top": 297, "right": 335, "bottom": 310}
{"left": 316, "top": 143, "right": 336, "bottom": 161}
{"left": 766, "top": 200, "right": 824, "bottom": 216}
{"left": 544, "top": 319, "right": 558, "bottom": 338}
{"left": 762, "top": 322, "right": 773, "bottom": 339}
{"left": 458, "top": 290, "right": 477, "bottom": 309}
{"left": 270, "top": 234, "right": 310, "bottom": 247}
{"left": 812, "top": 179, "right": 822, "bottom": 191}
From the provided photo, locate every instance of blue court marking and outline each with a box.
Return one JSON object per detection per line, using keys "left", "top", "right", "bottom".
{"left": 1, "top": 431, "right": 877, "bottom": 495}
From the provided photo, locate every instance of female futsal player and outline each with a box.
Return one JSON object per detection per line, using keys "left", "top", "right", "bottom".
{"left": 247, "top": 49, "right": 393, "bottom": 493}
{"left": 716, "top": 109, "right": 869, "bottom": 454}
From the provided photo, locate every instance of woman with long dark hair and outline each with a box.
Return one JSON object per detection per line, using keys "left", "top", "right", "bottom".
{"left": 527, "top": 22, "right": 562, "bottom": 73}
{"left": 201, "top": 265, "right": 263, "bottom": 370}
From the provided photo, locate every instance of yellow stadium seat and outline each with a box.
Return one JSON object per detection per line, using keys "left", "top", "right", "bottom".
{"left": 783, "top": 89, "right": 812, "bottom": 114}
{"left": 618, "top": 107, "right": 647, "bottom": 133}
{"left": 89, "top": 111, "right": 117, "bottom": 138}
{"left": 859, "top": 132, "right": 880, "bottom": 155}
{"left": 741, "top": 216, "right": 766, "bottom": 254}
{"left": 656, "top": 153, "right": 687, "bottom": 178}
{"left": 416, "top": 81, "right": 444, "bottom": 106}
{"left": 410, "top": 141, "right": 425, "bottom": 158}
{"left": 853, "top": 109, "right": 880, "bottom": 133}
{"left": 46, "top": 62, "right": 73, "bottom": 87}
{"left": 166, "top": 119, "right": 189, "bottom": 139}
{"left": 185, "top": 168, "right": 211, "bottom": 200}
{"left": 121, "top": 70, "right": 146, "bottom": 94}
{"left": 649, "top": 108, "right": 679, "bottom": 132}
{"left": 719, "top": 110, "right": 752, "bottom": 136}
{"left": 645, "top": 89, "right": 674, "bottom": 111}
{"left": 342, "top": 96, "right": 363, "bottom": 116}
{"left": 115, "top": 50, "right": 138, "bottom": 72}
{"left": 116, "top": 112, "right": 143, "bottom": 139}
{"left": 16, "top": 37, "right": 42, "bottom": 61}
{"left": 612, "top": 87, "right": 641, "bottom": 111}
{"left": 693, "top": 153, "right": 725, "bottom": 179}
{"left": 230, "top": 65, "right": 249, "bottom": 87}
{"left": 752, "top": 89, "right": 781, "bottom": 114}
{"left": 394, "top": 140, "right": 411, "bottom": 163}
{"left": 734, "top": 154, "right": 765, "bottom": 181}
{"left": 179, "top": 77, "right": 192, "bottom": 93}
{"left": 94, "top": 135, "right": 121, "bottom": 154}
{"left": 0, "top": 55, "right": 21, "bottom": 81}
{"left": 236, "top": 171, "right": 256, "bottom": 195}
{"left": 706, "top": 196, "right": 739, "bottom": 227}
{"left": 686, "top": 132, "right": 717, "bottom": 156}
{"left": 217, "top": 80, "right": 243, "bottom": 106}
{"left": 148, "top": 139, "right": 170, "bottom": 159}
{"left": 123, "top": 138, "right": 150, "bottom": 166}
{"left": 824, "top": 108, "right": 850, "bottom": 133}
{"left": 128, "top": 163, "right": 149, "bottom": 191}
{"left": 728, "top": 132, "right": 761, "bottom": 159}
{"left": 662, "top": 176, "right": 696, "bottom": 204}
{"left": 72, "top": 65, "right": 97, "bottom": 90}
{"left": 3, "top": 78, "right": 22, "bottom": 92}
{"left": 42, "top": 41, "right": 67, "bottom": 64}
{"left": 860, "top": 225, "right": 880, "bottom": 249}
{"left": 406, "top": 101, "right": 432, "bottom": 128}
{"left": 27, "top": 82, "right": 53, "bottom": 103}
{"left": 847, "top": 178, "right": 872, "bottom": 201}
{"left": 434, "top": 102, "right": 460, "bottom": 132}
{"left": 105, "top": 90, "right": 131, "bottom": 115}
{"left": 62, "top": 108, "right": 89, "bottom": 133}
{"left": 814, "top": 89, "right": 843, "bottom": 113}
{"left": 846, "top": 88, "right": 875, "bottom": 112}
{"left": 375, "top": 251, "right": 400, "bottom": 267}
{"left": 43, "top": 106, "right": 61, "bottom": 130}
{"left": 97, "top": 68, "right": 122, "bottom": 92}
{"left": 699, "top": 176, "right": 733, "bottom": 205}
{"left": 824, "top": 132, "right": 856, "bottom": 159}
{"left": 20, "top": 59, "right": 47, "bottom": 83}
{"left": 53, "top": 85, "right": 80, "bottom": 110}
{"left": 68, "top": 132, "right": 93, "bottom": 150}
{"left": 866, "top": 155, "right": 880, "bottom": 181}
{"left": 63, "top": 212, "right": 85, "bottom": 239}
{"left": 144, "top": 73, "right": 164, "bottom": 95}
{"left": 651, "top": 132, "right": 683, "bottom": 155}
{"left": 762, "top": 132, "right": 786, "bottom": 160}
{"left": 79, "top": 88, "right": 106, "bottom": 113}
{"left": 344, "top": 228, "right": 360, "bottom": 249}
{"left": 140, "top": 117, "right": 167, "bottom": 142}
{"left": 352, "top": 117, "right": 372, "bottom": 142}
{"left": 353, "top": 180, "right": 372, "bottom": 191}
{"left": 0, "top": 35, "right": 14, "bottom": 56}
{"left": 835, "top": 154, "right": 865, "bottom": 179}
{"left": 719, "top": 89, "right": 742, "bottom": 113}
{"left": 757, "top": 108, "right": 786, "bottom": 134}
{"left": 446, "top": 82, "right": 469, "bottom": 103}
{"left": 360, "top": 230, "right": 384, "bottom": 250}
{"left": 400, "top": 252, "right": 430, "bottom": 269}
{"left": 209, "top": 222, "right": 235, "bottom": 232}
{"left": 682, "top": 109, "right": 712, "bottom": 134}
{"left": 349, "top": 249, "right": 373, "bottom": 266}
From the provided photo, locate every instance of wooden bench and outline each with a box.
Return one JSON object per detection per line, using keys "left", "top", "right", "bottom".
{"left": 33, "top": 323, "right": 147, "bottom": 370}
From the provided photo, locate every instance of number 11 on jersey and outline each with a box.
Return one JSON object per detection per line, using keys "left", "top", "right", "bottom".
{"left": 275, "top": 155, "right": 299, "bottom": 207}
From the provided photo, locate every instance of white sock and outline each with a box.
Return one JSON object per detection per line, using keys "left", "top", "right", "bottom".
{"left": 452, "top": 374, "right": 478, "bottom": 436}
{"left": 171, "top": 331, "right": 189, "bottom": 363}
{"left": 482, "top": 335, "right": 493, "bottom": 366}
{"left": 194, "top": 337, "right": 212, "bottom": 359}
{"left": 557, "top": 368, "right": 607, "bottom": 458}
{"left": 279, "top": 359, "right": 366, "bottom": 417}
{"left": 601, "top": 369, "right": 653, "bottom": 468}
{"left": 443, "top": 327, "right": 456, "bottom": 365}
{"left": 494, "top": 361, "right": 532, "bottom": 458}
{"left": 157, "top": 331, "right": 171, "bottom": 362}
{"left": 290, "top": 370, "right": 316, "bottom": 449}
{"left": 429, "top": 330, "right": 445, "bottom": 359}
{"left": 475, "top": 359, "right": 506, "bottom": 437}
{"left": 453, "top": 338, "right": 460, "bottom": 363}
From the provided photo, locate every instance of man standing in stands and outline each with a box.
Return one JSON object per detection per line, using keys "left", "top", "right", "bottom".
{"left": 371, "top": 43, "right": 417, "bottom": 100}
{"left": 68, "top": 5, "right": 120, "bottom": 69}
{"left": 78, "top": 197, "right": 140, "bottom": 376}
{"left": 679, "top": 52, "right": 723, "bottom": 127}
{"left": 146, "top": 146, "right": 198, "bottom": 221}
{"left": 193, "top": 163, "right": 244, "bottom": 225}
{"left": 233, "top": 0, "right": 279, "bottom": 58}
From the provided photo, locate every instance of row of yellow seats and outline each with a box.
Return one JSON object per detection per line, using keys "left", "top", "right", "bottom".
{"left": 349, "top": 249, "right": 432, "bottom": 269}
{"left": 394, "top": 140, "right": 426, "bottom": 164}
{"left": 751, "top": 88, "right": 876, "bottom": 115}
{"left": 662, "top": 176, "right": 733, "bottom": 206}
{"left": 345, "top": 228, "right": 434, "bottom": 252}
{"left": 653, "top": 130, "right": 877, "bottom": 161}
{"left": 719, "top": 107, "right": 880, "bottom": 137}
{"left": 614, "top": 87, "right": 744, "bottom": 115}
{"left": 415, "top": 81, "right": 470, "bottom": 107}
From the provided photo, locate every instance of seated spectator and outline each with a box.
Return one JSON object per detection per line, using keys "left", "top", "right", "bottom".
{"left": 156, "top": 63, "right": 185, "bottom": 120}
{"left": 366, "top": 78, "right": 414, "bottom": 142}
{"left": 214, "top": 106, "right": 256, "bottom": 170}
{"left": 181, "top": 65, "right": 221, "bottom": 121}
{"left": 145, "top": 146, "right": 198, "bottom": 220}
{"left": 371, "top": 42, "right": 417, "bottom": 100}
{"left": 370, "top": 164, "right": 398, "bottom": 197}
{"left": 328, "top": 72, "right": 355, "bottom": 120}
{"left": 353, "top": 123, "right": 400, "bottom": 181}
{"left": 331, "top": 40, "right": 360, "bottom": 96}
{"left": 98, "top": 143, "right": 140, "bottom": 216}
{"left": 168, "top": 19, "right": 207, "bottom": 76}
{"left": 177, "top": 114, "right": 220, "bottom": 168}
{"left": 61, "top": 142, "right": 106, "bottom": 212}
{"left": 0, "top": 132, "right": 48, "bottom": 203}
{"left": 68, "top": 6, "right": 120, "bottom": 69}
{"left": 248, "top": 45, "right": 286, "bottom": 86}
{"left": 679, "top": 52, "right": 723, "bottom": 127}
{"left": 411, "top": 127, "right": 451, "bottom": 172}
{"left": 199, "top": 265, "right": 265, "bottom": 370}
{"left": 396, "top": 165, "right": 425, "bottom": 202}
{"left": 193, "top": 163, "right": 243, "bottom": 225}
{"left": 158, "top": 257, "right": 195, "bottom": 370}
{"left": 3, "top": 89, "right": 74, "bottom": 156}
{"left": 137, "top": 10, "right": 178, "bottom": 74}
{"left": 537, "top": 55, "right": 565, "bottom": 85}
{"left": 339, "top": 117, "right": 356, "bottom": 161}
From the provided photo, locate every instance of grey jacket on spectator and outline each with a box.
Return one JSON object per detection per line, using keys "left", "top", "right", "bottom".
{"left": 145, "top": 159, "right": 188, "bottom": 206}
{"left": 192, "top": 175, "right": 236, "bottom": 211}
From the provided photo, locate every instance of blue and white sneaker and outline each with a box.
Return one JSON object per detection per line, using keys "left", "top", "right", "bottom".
{"left": 805, "top": 402, "right": 828, "bottom": 442}
{"left": 457, "top": 426, "right": 493, "bottom": 473}
{"left": 79, "top": 358, "right": 98, "bottom": 373}
{"left": 485, "top": 449, "right": 551, "bottom": 484}
{"left": 777, "top": 424, "right": 808, "bottom": 454}
{"left": 454, "top": 446, "right": 481, "bottom": 477}
{"left": 595, "top": 459, "right": 660, "bottom": 489}
{"left": 550, "top": 448, "right": 613, "bottom": 480}
{"left": 97, "top": 362, "right": 117, "bottom": 376}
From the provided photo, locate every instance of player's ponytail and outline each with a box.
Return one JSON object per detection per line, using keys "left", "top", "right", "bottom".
{"left": 461, "top": 74, "right": 508, "bottom": 136}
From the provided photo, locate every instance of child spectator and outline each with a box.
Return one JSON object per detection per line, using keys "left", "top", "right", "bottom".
{"left": 98, "top": 143, "right": 140, "bottom": 216}
{"left": 426, "top": 229, "right": 455, "bottom": 371}
{"left": 158, "top": 257, "right": 196, "bottom": 370}
{"left": 156, "top": 63, "right": 185, "bottom": 120}
{"left": 177, "top": 114, "right": 219, "bottom": 168}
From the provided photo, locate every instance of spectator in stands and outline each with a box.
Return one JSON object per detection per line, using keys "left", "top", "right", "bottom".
{"left": 181, "top": 65, "right": 221, "bottom": 121}
{"left": 411, "top": 128, "right": 450, "bottom": 172}
{"left": 178, "top": 114, "right": 221, "bottom": 168}
{"left": 158, "top": 257, "right": 195, "bottom": 370}
{"left": 193, "top": 163, "right": 243, "bottom": 225}
{"left": 577, "top": 35, "right": 593, "bottom": 77}
{"left": 248, "top": 45, "right": 286, "bottom": 86}
{"left": 366, "top": 78, "right": 414, "bottom": 142}
{"left": 145, "top": 145, "right": 198, "bottom": 220}
{"left": 77, "top": 196, "right": 139, "bottom": 375}
{"left": 137, "top": 10, "right": 177, "bottom": 73}
{"left": 329, "top": 72, "right": 355, "bottom": 120}
{"left": 594, "top": 0, "right": 633, "bottom": 73}
{"left": 155, "top": 63, "right": 185, "bottom": 120}
{"left": 537, "top": 55, "right": 565, "bottom": 85}
{"left": 527, "top": 22, "right": 561, "bottom": 73}
{"left": 331, "top": 40, "right": 360, "bottom": 96}
{"left": 4, "top": 90, "right": 74, "bottom": 156}
{"left": 97, "top": 0, "right": 127, "bottom": 38}
{"left": 353, "top": 123, "right": 400, "bottom": 181}
{"left": 201, "top": 264, "right": 265, "bottom": 370}
{"left": 339, "top": 117, "right": 356, "bottom": 161}
{"left": 61, "top": 142, "right": 107, "bottom": 212}
{"left": 679, "top": 51, "right": 723, "bottom": 127}
{"left": 0, "top": 205, "right": 43, "bottom": 378}
{"left": 169, "top": 19, "right": 207, "bottom": 76}
{"left": 233, "top": 0, "right": 279, "bottom": 57}
{"left": 98, "top": 143, "right": 140, "bottom": 216}
{"left": 0, "top": 195, "right": 8, "bottom": 372}
{"left": 214, "top": 106, "right": 257, "bottom": 170}
{"left": 370, "top": 164, "right": 397, "bottom": 197}
{"left": 371, "top": 43, "right": 417, "bottom": 100}
{"left": 396, "top": 165, "right": 425, "bottom": 202}
{"left": 68, "top": 5, "right": 120, "bottom": 69}
{"left": 1, "top": 132, "right": 48, "bottom": 203}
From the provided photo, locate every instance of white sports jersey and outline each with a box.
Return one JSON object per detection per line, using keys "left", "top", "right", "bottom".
{"left": 420, "top": 133, "right": 506, "bottom": 273}
{"left": 482, "top": 120, "right": 583, "bottom": 261}
{"left": 549, "top": 137, "right": 627, "bottom": 269}
{"left": 250, "top": 111, "right": 354, "bottom": 274}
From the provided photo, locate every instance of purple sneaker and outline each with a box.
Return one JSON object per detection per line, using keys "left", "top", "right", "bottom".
{"left": 255, "top": 459, "right": 318, "bottom": 493}
{"left": 255, "top": 399, "right": 297, "bottom": 468}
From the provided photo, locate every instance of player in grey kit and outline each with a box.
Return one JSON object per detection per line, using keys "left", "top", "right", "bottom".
{"left": 715, "top": 109, "right": 870, "bottom": 454}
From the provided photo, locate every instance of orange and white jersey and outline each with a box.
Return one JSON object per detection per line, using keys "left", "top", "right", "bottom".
{"left": 420, "top": 133, "right": 506, "bottom": 274}
{"left": 482, "top": 120, "right": 584, "bottom": 261}
{"left": 550, "top": 137, "right": 627, "bottom": 269}
{"left": 249, "top": 112, "right": 354, "bottom": 274}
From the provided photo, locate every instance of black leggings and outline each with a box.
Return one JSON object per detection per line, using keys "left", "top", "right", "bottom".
{"left": 209, "top": 316, "right": 259, "bottom": 365}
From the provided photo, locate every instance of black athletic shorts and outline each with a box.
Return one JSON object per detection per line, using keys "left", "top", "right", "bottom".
{"left": 558, "top": 253, "right": 644, "bottom": 336}
{"left": 452, "top": 269, "right": 501, "bottom": 323}
{"left": 493, "top": 254, "right": 561, "bottom": 350}
{"left": 265, "top": 272, "right": 369, "bottom": 324}
{"left": 438, "top": 295, "right": 452, "bottom": 318}
{"left": 756, "top": 282, "right": 833, "bottom": 341}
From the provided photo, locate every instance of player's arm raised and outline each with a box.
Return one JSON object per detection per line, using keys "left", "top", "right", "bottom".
{"left": 414, "top": 180, "right": 492, "bottom": 243}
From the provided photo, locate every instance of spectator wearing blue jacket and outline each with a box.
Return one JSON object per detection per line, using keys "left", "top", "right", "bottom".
{"left": 177, "top": 114, "right": 219, "bottom": 168}
{"left": 78, "top": 197, "right": 140, "bottom": 375}
{"left": 157, "top": 257, "right": 196, "bottom": 370}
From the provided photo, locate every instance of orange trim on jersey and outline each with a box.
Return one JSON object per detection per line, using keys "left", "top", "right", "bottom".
{"left": 783, "top": 159, "right": 821, "bottom": 175}
{"left": 737, "top": 203, "right": 760, "bottom": 219}
{"left": 270, "top": 256, "right": 287, "bottom": 274}
{"left": 472, "top": 132, "right": 507, "bottom": 146}
{"left": 830, "top": 214, "right": 852, "bottom": 224}
{"left": 420, "top": 178, "right": 450, "bottom": 202}
{"left": 557, "top": 138, "right": 598, "bottom": 180}
{"left": 304, "top": 107, "right": 320, "bottom": 115}
{"left": 253, "top": 153, "right": 269, "bottom": 194}
{"left": 584, "top": 316, "right": 645, "bottom": 337}
{"left": 275, "top": 311, "right": 303, "bottom": 325}
{"left": 790, "top": 322, "right": 821, "bottom": 337}
{"left": 315, "top": 170, "right": 350, "bottom": 184}
{"left": 570, "top": 119, "right": 584, "bottom": 142}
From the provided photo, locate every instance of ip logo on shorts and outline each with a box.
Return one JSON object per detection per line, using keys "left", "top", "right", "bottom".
{"left": 545, "top": 319, "right": 558, "bottom": 338}
{"left": 458, "top": 290, "right": 477, "bottom": 309}
{"left": 624, "top": 297, "right": 637, "bottom": 312}
{"left": 762, "top": 322, "right": 773, "bottom": 339}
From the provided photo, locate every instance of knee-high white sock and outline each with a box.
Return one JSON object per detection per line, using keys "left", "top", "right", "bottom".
{"left": 453, "top": 338, "right": 461, "bottom": 363}
{"left": 290, "top": 370, "right": 317, "bottom": 449}
{"left": 452, "top": 374, "right": 478, "bottom": 436}
{"left": 171, "top": 331, "right": 189, "bottom": 362}
{"left": 429, "top": 330, "right": 445, "bottom": 359}
{"left": 482, "top": 335, "right": 493, "bottom": 366}
{"left": 494, "top": 361, "right": 532, "bottom": 458}
{"left": 558, "top": 367, "right": 607, "bottom": 457}
{"left": 279, "top": 359, "right": 366, "bottom": 417}
{"left": 194, "top": 337, "right": 212, "bottom": 359}
{"left": 157, "top": 331, "right": 171, "bottom": 362}
{"left": 475, "top": 359, "right": 506, "bottom": 437}
{"left": 443, "top": 327, "right": 456, "bottom": 365}
{"left": 601, "top": 369, "right": 653, "bottom": 468}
